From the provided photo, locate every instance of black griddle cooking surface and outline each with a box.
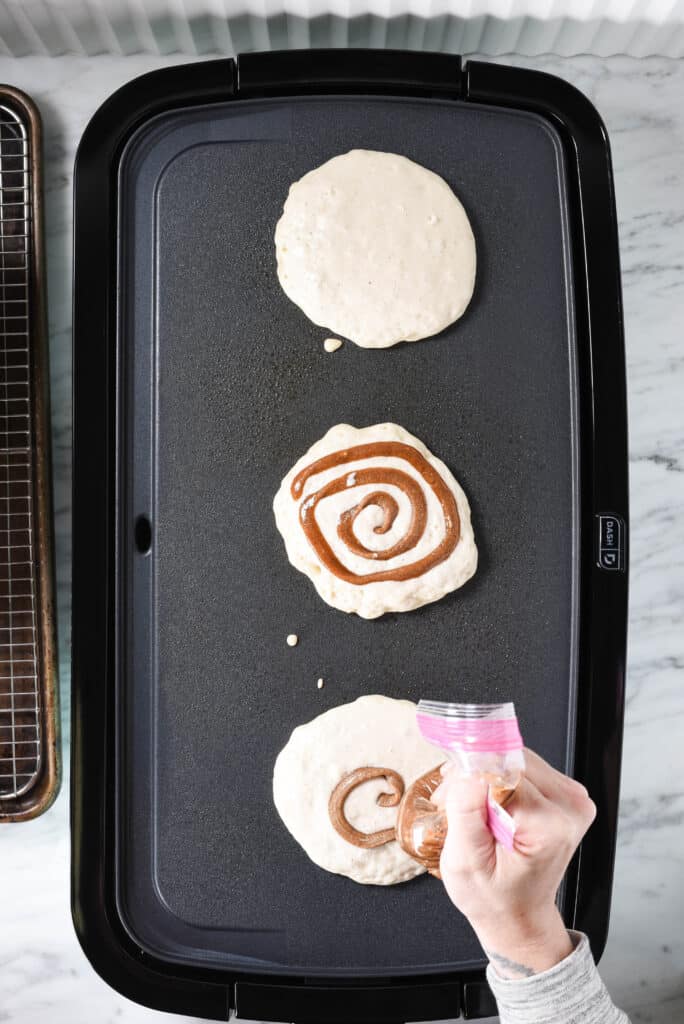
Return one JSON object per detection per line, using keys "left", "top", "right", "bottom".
{"left": 117, "top": 95, "right": 578, "bottom": 976}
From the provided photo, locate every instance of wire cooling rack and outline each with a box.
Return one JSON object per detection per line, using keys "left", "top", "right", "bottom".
{"left": 0, "top": 89, "right": 58, "bottom": 820}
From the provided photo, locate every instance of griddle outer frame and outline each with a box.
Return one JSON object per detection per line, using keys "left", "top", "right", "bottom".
{"left": 71, "top": 50, "right": 628, "bottom": 1022}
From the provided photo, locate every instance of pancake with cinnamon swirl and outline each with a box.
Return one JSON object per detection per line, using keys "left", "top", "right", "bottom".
{"left": 273, "top": 423, "right": 477, "bottom": 618}
{"left": 273, "top": 695, "right": 438, "bottom": 885}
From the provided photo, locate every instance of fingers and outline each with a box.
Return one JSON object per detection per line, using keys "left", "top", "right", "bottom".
{"left": 523, "top": 748, "right": 580, "bottom": 800}
{"left": 431, "top": 780, "right": 447, "bottom": 807}
{"left": 508, "top": 771, "right": 595, "bottom": 857}
{"left": 504, "top": 773, "right": 549, "bottom": 818}
{"left": 436, "top": 750, "right": 596, "bottom": 874}
{"left": 522, "top": 749, "right": 597, "bottom": 828}
{"left": 502, "top": 774, "right": 566, "bottom": 852}
{"left": 440, "top": 774, "right": 494, "bottom": 874}
{"left": 433, "top": 760, "right": 477, "bottom": 806}
{"left": 444, "top": 771, "right": 488, "bottom": 814}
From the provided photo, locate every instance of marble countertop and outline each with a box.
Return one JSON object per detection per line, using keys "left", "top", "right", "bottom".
{"left": 0, "top": 51, "right": 682, "bottom": 1024}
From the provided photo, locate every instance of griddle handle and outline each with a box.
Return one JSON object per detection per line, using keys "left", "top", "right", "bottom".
{"left": 237, "top": 49, "right": 464, "bottom": 99}
{"left": 234, "top": 978, "right": 461, "bottom": 1022}
{"left": 462, "top": 980, "right": 498, "bottom": 1018}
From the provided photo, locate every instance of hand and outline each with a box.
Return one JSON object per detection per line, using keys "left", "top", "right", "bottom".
{"left": 433, "top": 748, "right": 596, "bottom": 979}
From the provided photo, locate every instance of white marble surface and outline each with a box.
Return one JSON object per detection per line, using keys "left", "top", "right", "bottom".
{"left": 0, "top": 52, "right": 682, "bottom": 1024}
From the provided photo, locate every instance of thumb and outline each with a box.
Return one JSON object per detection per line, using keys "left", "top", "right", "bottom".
{"left": 441, "top": 773, "right": 495, "bottom": 873}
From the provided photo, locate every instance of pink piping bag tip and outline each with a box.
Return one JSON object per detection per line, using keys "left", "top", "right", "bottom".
{"left": 487, "top": 794, "right": 517, "bottom": 849}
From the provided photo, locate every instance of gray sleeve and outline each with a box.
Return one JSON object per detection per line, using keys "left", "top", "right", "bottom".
{"left": 486, "top": 931, "right": 630, "bottom": 1024}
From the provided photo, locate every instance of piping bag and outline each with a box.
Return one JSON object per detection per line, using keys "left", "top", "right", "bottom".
{"left": 395, "top": 702, "right": 525, "bottom": 878}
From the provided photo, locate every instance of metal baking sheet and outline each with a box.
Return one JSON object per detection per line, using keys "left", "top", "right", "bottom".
{"left": 117, "top": 94, "right": 578, "bottom": 976}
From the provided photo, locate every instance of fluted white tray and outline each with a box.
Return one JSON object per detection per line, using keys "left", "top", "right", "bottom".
{"left": 1, "top": 0, "right": 683, "bottom": 57}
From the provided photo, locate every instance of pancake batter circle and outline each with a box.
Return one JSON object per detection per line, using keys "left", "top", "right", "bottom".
{"left": 274, "top": 150, "right": 477, "bottom": 348}
{"left": 273, "top": 695, "right": 440, "bottom": 885}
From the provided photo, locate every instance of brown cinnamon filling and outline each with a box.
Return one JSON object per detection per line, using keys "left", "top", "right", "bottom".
{"left": 329, "top": 764, "right": 521, "bottom": 877}
{"left": 395, "top": 765, "right": 446, "bottom": 878}
{"left": 328, "top": 767, "right": 405, "bottom": 848}
{"left": 291, "top": 442, "right": 461, "bottom": 584}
